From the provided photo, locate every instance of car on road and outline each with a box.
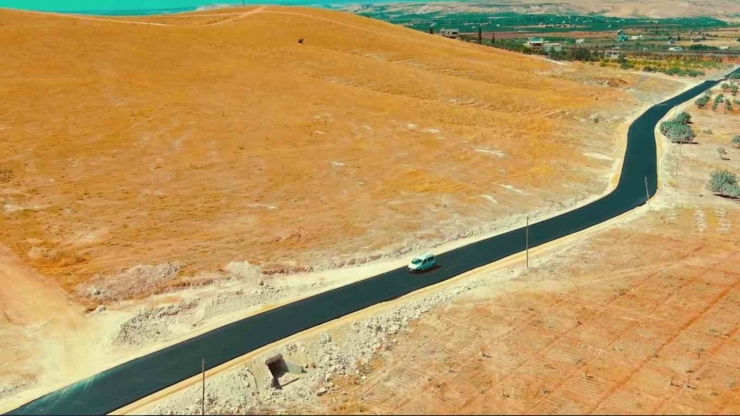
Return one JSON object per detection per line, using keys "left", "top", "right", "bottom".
{"left": 408, "top": 252, "right": 436, "bottom": 273}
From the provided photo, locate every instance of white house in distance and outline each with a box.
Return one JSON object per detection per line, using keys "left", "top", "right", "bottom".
{"left": 668, "top": 46, "right": 684, "bottom": 52}
{"left": 440, "top": 28, "right": 460, "bottom": 39}
{"left": 575, "top": 38, "right": 586, "bottom": 44}
{"left": 604, "top": 49, "right": 621, "bottom": 59}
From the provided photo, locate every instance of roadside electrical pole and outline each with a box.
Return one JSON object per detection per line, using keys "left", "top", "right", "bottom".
{"left": 201, "top": 359, "right": 206, "bottom": 416}
{"left": 644, "top": 176, "right": 650, "bottom": 211}
{"left": 525, "top": 216, "right": 529, "bottom": 269}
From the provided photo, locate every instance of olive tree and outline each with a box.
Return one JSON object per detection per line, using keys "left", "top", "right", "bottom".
{"left": 708, "top": 169, "right": 739, "bottom": 198}
{"left": 674, "top": 111, "right": 692, "bottom": 125}
{"left": 659, "top": 121, "right": 696, "bottom": 143}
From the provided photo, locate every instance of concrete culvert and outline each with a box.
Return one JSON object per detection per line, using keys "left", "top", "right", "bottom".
{"left": 265, "top": 354, "right": 304, "bottom": 389}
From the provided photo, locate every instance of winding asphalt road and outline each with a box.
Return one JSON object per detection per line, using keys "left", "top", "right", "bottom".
{"left": 7, "top": 72, "right": 735, "bottom": 415}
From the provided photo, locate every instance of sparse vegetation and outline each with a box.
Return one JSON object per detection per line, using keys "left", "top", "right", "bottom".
{"left": 717, "top": 147, "right": 727, "bottom": 160}
{"left": 708, "top": 169, "right": 740, "bottom": 198}
{"left": 732, "top": 135, "right": 740, "bottom": 149}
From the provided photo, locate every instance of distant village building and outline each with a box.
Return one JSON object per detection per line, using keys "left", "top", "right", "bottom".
{"left": 604, "top": 49, "right": 621, "bottom": 59}
{"left": 668, "top": 46, "right": 684, "bottom": 52}
{"left": 524, "top": 37, "right": 545, "bottom": 53}
{"left": 575, "top": 38, "right": 586, "bottom": 44}
{"left": 630, "top": 35, "right": 644, "bottom": 40}
{"left": 719, "top": 45, "right": 730, "bottom": 50}
{"left": 440, "top": 28, "right": 460, "bottom": 39}
{"left": 667, "top": 39, "right": 676, "bottom": 45}
{"left": 543, "top": 42, "right": 563, "bottom": 52}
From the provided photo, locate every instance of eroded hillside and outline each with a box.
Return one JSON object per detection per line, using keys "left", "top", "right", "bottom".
{"left": 0, "top": 6, "right": 684, "bottom": 305}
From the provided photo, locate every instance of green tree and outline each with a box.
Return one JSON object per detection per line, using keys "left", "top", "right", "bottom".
{"left": 695, "top": 95, "right": 710, "bottom": 108}
{"left": 709, "top": 170, "right": 738, "bottom": 193}
{"left": 727, "top": 99, "right": 734, "bottom": 112}
{"left": 660, "top": 121, "right": 696, "bottom": 143}
{"left": 708, "top": 169, "right": 738, "bottom": 196}
{"left": 570, "top": 47, "right": 594, "bottom": 62}
{"left": 674, "top": 111, "right": 692, "bottom": 125}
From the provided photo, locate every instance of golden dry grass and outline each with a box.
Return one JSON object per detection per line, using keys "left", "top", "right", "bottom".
{"left": 0, "top": 6, "right": 677, "bottom": 304}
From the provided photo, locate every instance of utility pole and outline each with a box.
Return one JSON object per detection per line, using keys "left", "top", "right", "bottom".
{"left": 525, "top": 216, "right": 529, "bottom": 269}
{"left": 201, "top": 359, "right": 206, "bottom": 416}
{"left": 644, "top": 176, "right": 650, "bottom": 211}
{"left": 478, "top": 26, "right": 482, "bottom": 44}
{"left": 492, "top": 32, "right": 496, "bottom": 44}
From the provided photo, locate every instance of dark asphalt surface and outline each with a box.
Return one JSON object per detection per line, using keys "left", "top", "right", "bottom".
{"left": 7, "top": 74, "right": 734, "bottom": 415}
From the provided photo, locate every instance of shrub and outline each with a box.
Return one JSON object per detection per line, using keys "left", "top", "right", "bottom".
{"left": 733, "top": 85, "right": 739, "bottom": 96}
{"left": 674, "top": 111, "right": 692, "bottom": 125}
{"left": 727, "top": 98, "right": 733, "bottom": 111}
{"left": 732, "top": 135, "right": 740, "bottom": 148}
{"left": 721, "top": 82, "right": 731, "bottom": 90}
{"left": 643, "top": 65, "right": 655, "bottom": 72}
{"left": 727, "top": 185, "right": 740, "bottom": 198}
{"left": 717, "top": 147, "right": 727, "bottom": 159}
{"left": 695, "top": 95, "right": 710, "bottom": 108}
{"left": 686, "top": 69, "right": 704, "bottom": 77}
{"left": 708, "top": 169, "right": 739, "bottom": 198}
{"left": 713, "top": 101, "right": 719, "bottom": 111}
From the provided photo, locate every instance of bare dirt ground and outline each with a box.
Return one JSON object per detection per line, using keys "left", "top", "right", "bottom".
{"left": 123, "top": 77, "right": 740, "bottom": 415}
{"left": 0, "top": 5, "right": 708, "bottom": 412}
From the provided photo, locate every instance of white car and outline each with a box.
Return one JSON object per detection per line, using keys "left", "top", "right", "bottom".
{"left": 408, "top": 253, "right": 436, "bottom": 273}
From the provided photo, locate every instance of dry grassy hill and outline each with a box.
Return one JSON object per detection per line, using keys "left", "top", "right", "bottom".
{"left": 0, "top": 6, "right": 681, "bottom": 306}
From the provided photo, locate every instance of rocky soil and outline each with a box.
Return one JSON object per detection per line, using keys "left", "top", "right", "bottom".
{"left": 147, "top": 278, "right": 486, "bottom": 415}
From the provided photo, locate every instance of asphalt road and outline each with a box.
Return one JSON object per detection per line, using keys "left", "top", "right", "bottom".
{"left": 7, "top": 73, "right": 734, "bottom": 415}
